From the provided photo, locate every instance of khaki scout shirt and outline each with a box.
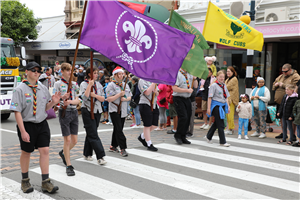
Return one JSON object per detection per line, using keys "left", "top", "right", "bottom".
{"left": 172, "top": 71, "right": 194, "bottom": 98}
{"left": 106, "top": 81, "right": 132, "bottom": 118}
{"left": 80, "top": 81, "right": 104, "bottom": 113}
{"left": 138, "top": 79, "right": 157, "bottom": 110}
{"left": 54, "top": 80, "right": 79, "bottom": 109}
{"left": 10, "top": 82, "right": 51, "bottom": 123}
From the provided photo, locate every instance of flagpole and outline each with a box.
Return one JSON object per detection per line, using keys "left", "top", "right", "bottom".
{"left": 168, "top": 9, "right": 173, "bottom": 26}
{"left": 90, "top": 50, "right": 95, "bottom": 119}
{"left": 61, "top": 0, "right": 88, "bottom": 118}
{"left": 245, "top": 0, "right": 256, "bottom": 96}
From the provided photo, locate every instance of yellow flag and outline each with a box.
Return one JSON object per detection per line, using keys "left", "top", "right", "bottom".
{"left": 203, "top": 2, "right": 264, "bottom": 52}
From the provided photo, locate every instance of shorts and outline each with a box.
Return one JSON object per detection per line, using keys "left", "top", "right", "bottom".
{"left": 168, "top": 103, "right": 177, "bottom": 118}
{"left": 59, "top": 109, "right": 79, "bottom": 136}
{"left": 202, "top": 100, "right": 208, "bottom": 111}
{"left": 139, "top": 104, "right": 159, "bottom": 127}
{"left": 102, "top": 101, "right": 108, "bottom": 112}
{"left": 17, "top": 120, "right": 50, "bottom": 153}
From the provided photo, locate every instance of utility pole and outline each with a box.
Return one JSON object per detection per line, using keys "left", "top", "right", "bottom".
{"left": 245, "top": 0, "right": 256, "bottom": 95}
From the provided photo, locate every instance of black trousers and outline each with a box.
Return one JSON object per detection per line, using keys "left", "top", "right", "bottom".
{"left": 206, "top": 106, "right": 226, "bottom": 144}
{"left": 173, "top": 96, "right": 191, "bottom": 139}
{"left": 81, "top": 107, "right": 105, "bottom": 159}
{"left": 110, "top": 112, "right": 127, "bottom": 149}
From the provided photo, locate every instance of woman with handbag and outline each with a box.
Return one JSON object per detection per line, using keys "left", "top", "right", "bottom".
{"left": 155, "top": 84, "right": 169, "bottom": 131}
{"left": 137, "top": 79, "right": 159, "bottom": 151}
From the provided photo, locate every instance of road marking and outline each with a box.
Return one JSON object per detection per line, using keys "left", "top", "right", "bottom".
{"left": 0, "top": 177, "right": 54, "bottom": 200}
{"left": 156, "top": 143, "right": 299, "bottom": 174}
{"left": 77, "top": 156, "right": 276, "bottom": 199}
{"left": 212, "top": 136, "right": 300, "bottom": 153}
{"left": 0, "top": 128, "right": 17, "bottom": 134}
{"left": 30, "top": 164, "right": 160, "bottom": 199}
{"left": 189, "top": 139, "right": 299, "bottom": 162}
{"left": 127, "top": 149, "right": 299, "bottom": 193}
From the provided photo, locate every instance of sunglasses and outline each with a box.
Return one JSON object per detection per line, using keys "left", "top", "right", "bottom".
{"left": 28, "top": 68, "right": 42, "bottom": 73}
{"left": 282, "top": 70, "right": 289, "bottom": 73}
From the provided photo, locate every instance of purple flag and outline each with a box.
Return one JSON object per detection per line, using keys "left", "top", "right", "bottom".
{"left": 80, "top": 0, "right": 195, "bottom": 85}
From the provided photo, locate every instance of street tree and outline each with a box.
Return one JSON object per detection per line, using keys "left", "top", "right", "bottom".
{"left": 1, "top": 1, "right": 41, "bottom": 45}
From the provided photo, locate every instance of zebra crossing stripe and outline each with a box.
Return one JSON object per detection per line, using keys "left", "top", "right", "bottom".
{"left": 212, "top": 136, "right": 300, "bottom": 153}
{"left": 0, "top": 177, "right": 54, "bottom": 200}
{"left": 30, "top": 164, "right": 160, "bottom": 199}
{"left": 155, "top": 143, "right": 299, "bottom": 174}
{"left": 77, "top": 156, "right": 276, "bottom": 199}
{"left": 189, "top": 139, "right": 299, "bottom": 162}
{"left": 126, "top": 149, "right": 299, "bottom": 192}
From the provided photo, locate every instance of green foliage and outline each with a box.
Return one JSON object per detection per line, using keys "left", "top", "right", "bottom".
{"left": 1, "top": 1, "right": 41, "bottom": 45}
{"left": 230, "top": 22, "right": 242, "bottom": 35}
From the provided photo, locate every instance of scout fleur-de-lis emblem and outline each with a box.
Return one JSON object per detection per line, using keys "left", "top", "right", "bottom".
{"left": 123, "top": 20, "right": 152, "bottom": 53}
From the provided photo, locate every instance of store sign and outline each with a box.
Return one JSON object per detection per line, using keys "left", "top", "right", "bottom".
{"left": 58, "top": 50, "right": 90, "bottom": 57}
{"left": 256, "top": 23, "right": 300, "bottom": 37}
{"left": 59, "top": 42, "right": 71, "bottom": 48}
{"left": 31, "top": 43, "right": 41, "bottom": 49}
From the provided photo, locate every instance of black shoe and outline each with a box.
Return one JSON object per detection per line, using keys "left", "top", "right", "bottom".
{"left": 275, "top": 133, "right": 283, "bottom": 139}
{"left": 182, "top": 138, "right": 191, "bottom": 144}
{"left": 186, "top": 132, "right": 193, "bottom": 138}
{"left": 59, "top": 150, "right": 66, "bottom": 166}
{"left": 66, "top": 165, "right": 75, "bottom": 176}
{"left": 147, "top": 144, "right": 158, "bottom": 151}
{"left": 167, "top": 130, "right": 175, "bottom": 134}
{"left": 174, "top": 136, "right": 183, "bottom": 145}
{"left": 138, "top": 135, "right": 147, "bottom": 147}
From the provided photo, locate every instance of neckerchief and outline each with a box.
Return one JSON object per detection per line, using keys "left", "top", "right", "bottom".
{"left": 22, "top": 79, "right": 38, "bottom": 116}
{"left": 180, "top": 69, "right": 190, "bottom": 89}
{"left": 253, "top": 73, "right": 260, "bottom": 83}
{"left": 46, "top": 73, "right": 51, "bottom": 88}
{"left": 112, "top": 78, "right": 123, "bottom": 90}
{"left": 215, "top": 80, "right": 227, "bottom": 99}
{"left": 61, "top": 78, "right": 73, "bottom": 100}
{"left": 84, "top": 79, "right": 98, "bottom": 101}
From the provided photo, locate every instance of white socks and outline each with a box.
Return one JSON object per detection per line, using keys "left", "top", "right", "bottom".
{"left": 146, "top": 140, "right": 152, "bottom": 146}
{"left": 141, "top": 132, "right": 145, "bottom": 139}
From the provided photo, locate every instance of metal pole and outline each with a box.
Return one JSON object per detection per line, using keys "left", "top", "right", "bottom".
{"left": 245, "top": 0, "right": 255, "bottom": 95}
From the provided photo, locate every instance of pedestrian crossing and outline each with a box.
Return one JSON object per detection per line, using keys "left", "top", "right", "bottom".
{"left": 2, "top": 137, "right": 300, "bottom": 199}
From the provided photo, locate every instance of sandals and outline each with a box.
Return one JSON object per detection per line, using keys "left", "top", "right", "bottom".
{"left": 292, "top": 142, "right": 300, "bottom": 147}
{"left": 277, "top": 140, "right": 286, "bottom": 144}
{"left": 286, "top": 141, "right": 294, "bottom": 145}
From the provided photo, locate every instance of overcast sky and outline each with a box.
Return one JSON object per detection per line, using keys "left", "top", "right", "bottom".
{"left": 20, "top": 0, "right": 66, "bottom": 18}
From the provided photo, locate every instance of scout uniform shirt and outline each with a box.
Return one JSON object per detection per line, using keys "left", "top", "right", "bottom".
{"left": 54, "top": 79, "right": 79, "bottom": 110}
{"left": 80, "top": 81, "right": 105, "bottom": 113}
{"left": 208, "top": 82, "right": 230, "bottom": 104}
{"left": 172, "top": 71, "right": 194, "bottom": 98}
{"left": 106, "top": 81, "right": 132, "bottom": 118}
{"left": 10, "top": 81, "right": 51, "bottom": 123}
{"left": 39, "top": 73, "right": 55, "bottom": 89}
{"left": 138, "top": 79, "right": 157, "bottom": 110}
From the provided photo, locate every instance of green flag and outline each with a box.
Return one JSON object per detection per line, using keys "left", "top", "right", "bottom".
{"left": 169, "top": 10, "right": 210, "bottom": 79}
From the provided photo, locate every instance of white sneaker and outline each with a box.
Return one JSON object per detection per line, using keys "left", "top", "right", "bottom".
{"left": 244, "top": 135, "right": 249, "bottom": 140}
{"left": 200, "top": 124, "right": 207, "bottom": 129}
{"left": 83, "top": 156, "right": 93, "bottom": 161}
{"left": 204, "top": 136, "right": 213, "bottom": 144}
{"left": 131, "top": 125, "right": 137, "bottom": 128}
{"left": 203, "top": 124, "right": 211, "bottom": 130}
{"left": 251, "top": 132, "right": 260, "bottom": 137}
{"left": 238, "top": 135, "right": 241, "bottom": 139}
{"left": 220, "top": 143, "right": 231, "bottom": 147}
{"left": 258, "top": 133, "right": 266, "bottom": 139}
{"left": 106, "top": 122, "right": 112, "bottom": 125}
{"left": 98, "top": 158, "right": 107, "bottom": 165}
{"left": 225, "top": 130, "right": 233, "bottom": 135}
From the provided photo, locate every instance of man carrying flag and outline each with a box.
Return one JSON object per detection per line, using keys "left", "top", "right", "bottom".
{"left": 80, "top": 0, "right": 195, "bottom": 85}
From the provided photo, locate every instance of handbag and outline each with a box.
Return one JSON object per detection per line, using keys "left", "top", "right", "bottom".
{"left": 129, "top": 100, "right": 137, "bottom": 108}
{"left": 46, "top": 108, "right": 56, "bottom": 119}
{"left": 159, "top": 97, "right": 166, "bottom": 105}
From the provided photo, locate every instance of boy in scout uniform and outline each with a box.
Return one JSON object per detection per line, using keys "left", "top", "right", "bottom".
{"left": 54, "top": 63, "right": 80, "bottom": 176}
{"left": 106, "top": 67, "right": 132, "bottom": 157}
{"left": 10, "top": 61, "right": 60, "bottom": 194}
{"left": 39, "top": 67, "right": 55, "bottom": 89}
{"left": 172, "top": 68, "right": 194, "bottom": 145}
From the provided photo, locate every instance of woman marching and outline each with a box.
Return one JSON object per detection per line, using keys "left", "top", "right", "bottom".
{"left": 80, "top": 66, "right": 107, "bottom": 165}
{"left": 205, "top": 70, "right": 231, "bottom": 147}
{"left": 106, "top": 67, "right": 132, "bottom": 157}
{"left": 137, "top": 79, "right": 159, "bottom": 151}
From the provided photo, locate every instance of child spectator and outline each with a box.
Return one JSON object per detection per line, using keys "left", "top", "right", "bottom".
{"left": 277, "top": 84, "right": 298, "bottom": 145}
{"left": 236, "top": 94, "right": 252, "bottom": 140}
{"left": 102, "top": 76, "right": 110, "bottom": 124}
{"left": 292, "top": 95, "right": 300, "bottom": 147}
